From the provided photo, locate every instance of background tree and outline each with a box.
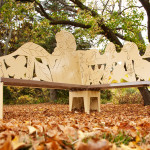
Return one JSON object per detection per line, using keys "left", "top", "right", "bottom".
{"left": 0, "top": 0, "right": 93, "bottom": 102}
{"left": 1, "top": 0, "right": 150, "bottom": 104}
{"left": 32, "top": 0, "right": 150, "bottom": 105}
{"left": 0, "top": 0, "right": 61, "bottom": 102}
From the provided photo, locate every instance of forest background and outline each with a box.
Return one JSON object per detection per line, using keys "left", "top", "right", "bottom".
{"left": 0, "top": 0, "right": 149, "bottom": 105}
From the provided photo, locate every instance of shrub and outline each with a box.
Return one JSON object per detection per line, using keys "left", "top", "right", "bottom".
{"left": 100, "top": 90, "right": 112, "bottom": 104}
{"left": 101, "top": 90, "right": 112, "bottom": 100}
{"left": 57, "top": 97, "right": 69, "bottom": 104}
{"left": 101, "top": 99, "right": 110, "bottom": 104}
{"left": 112, "top": 88, "right": 143, "bottom": 104}
{"left": 3, "top": 86, "right": 13, "bottom": 104}
{"left": 16, "top": 95, "right": 35, "bottom": 104}
{"left": 3, "top": 86, "right": 50, "bottom": 104}
{"left": 55, "top": 90, "right": 69, "bottom": 104}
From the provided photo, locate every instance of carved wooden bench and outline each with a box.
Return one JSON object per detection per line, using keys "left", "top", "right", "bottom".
{"left": 0, "top": 30, "right": 150, "bottom": 119}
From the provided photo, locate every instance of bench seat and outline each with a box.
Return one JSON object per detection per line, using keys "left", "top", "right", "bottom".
{"left": 0, "top": 77, "right": 150, "bottom": 117}
{"left": 1, "top": 30, "right": 150, "bottom": 118}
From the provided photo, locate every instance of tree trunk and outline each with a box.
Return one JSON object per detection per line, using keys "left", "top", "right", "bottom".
{"left": 138, "top": 87, "right": 150, "bottom": 105}
{"left": 49, "top": 89, "right": 57, "bottom": 102}
{"left": 4, "top": 25, "right": 13, "bottom": 55}
{"left": 0, "top": 0, "right": 6, "bottom": 8}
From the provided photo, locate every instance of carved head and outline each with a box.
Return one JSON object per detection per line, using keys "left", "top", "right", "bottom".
{"left": 104, "top": 42, "right": 116, "bottom": 59}
{"left": 55, "top": 30, "right": 76, "bottom": 52}
{"left": 122, "top": 42, "right": 140, "bottom": 59}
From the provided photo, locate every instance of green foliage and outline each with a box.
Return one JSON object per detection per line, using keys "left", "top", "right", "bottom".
{"left": 56, "top": 90, "right": 69, "bottom": 104}
{"left": 0, "top": 0, "right": 36, "bottom": 54}
{"left": 112, "top": 88, "right": 143, "bottom": 104}
{"left": 3, "top": 86, "right": 13, "bottom": 104}
{"left": 101, "top": 90, "right": 112, "bottom": 100}
{"left": 56, "top": 97, "right": 69, "bottom": 105}
{"left": 3, "top": 86, "right": 69, "bottom": 105}
{"left": 80, "top": 131, "right": 133, "bottom": 147}
{"left": 17, "top": 95, "right": 34, "bottom": 104}
{"left": 100, "top": 99, "right": 109, "bottom": 104}
{"left": 75, "top": 0, "right": 146, "bottom": 51}
{"left": 100, "top": 90, "right": 112, "bottom": 104}
{"left": 102, "top": 131, "right": 133, "bottom": 146}
{"left": 3, "top": 86, "right": 50, "bottom": 104}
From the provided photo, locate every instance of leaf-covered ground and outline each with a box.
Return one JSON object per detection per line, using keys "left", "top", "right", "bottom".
{"left": 0, "top": 103, "right": 150, "bottom": 149}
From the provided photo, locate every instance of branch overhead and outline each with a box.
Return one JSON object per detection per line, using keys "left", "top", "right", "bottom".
{"left": 34, "top": 0, "right": 91, "bottom": 29}
{"left": 50, "top": 20, "right": 91, "bottom": 28}
{"left": 69, "top": 0, "right": 98, "bottom": 17}
{"left": 35, "top": 1, "right": 54, "bottom": 21}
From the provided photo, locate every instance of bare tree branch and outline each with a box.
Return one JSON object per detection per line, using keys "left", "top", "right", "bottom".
{"left": 118, "top": 6, "right": 143, "bottom": 15}
{"left": 111, "top": 0, "right": 115, "bottom": 13}
{"left": 118, "top": 0, "right": 122, "bottom": 14}
{"left": 57, "top": 0, "right": 77, "bottom": 13}
{"left": 35, "top": 1, "right": 54, "bottom": 21}
{"left": 115, "top": 25, "right": 147, "bottom": 30}
{"left": 69, "top": 0, "right": 98, "bottom": 17}
{"left": 101, "top": 0, "right": 110, "bottom": 15}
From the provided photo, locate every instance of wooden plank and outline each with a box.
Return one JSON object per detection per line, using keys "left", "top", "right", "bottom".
{"left": 1, "top": 78, "right": 150, "bottom": 91}
{"left": 0, "top": 78, "right": 87, "bottom": 90}
{"left": 88, "top": 81, "right": 150, "bottom": 90}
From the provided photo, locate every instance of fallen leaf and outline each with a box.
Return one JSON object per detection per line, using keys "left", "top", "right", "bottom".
{"left": 0, "top": 134, "right": 12, "bottom": 150}
{"left": 27, "top": 126, "right": 37, "bottom": 134}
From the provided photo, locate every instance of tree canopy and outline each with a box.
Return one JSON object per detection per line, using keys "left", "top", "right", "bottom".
{"left": 1, "top": 0, "right": 149, "bottom": 54}
{"left": 33, "top": 0, "right": 149, "bottom": 53}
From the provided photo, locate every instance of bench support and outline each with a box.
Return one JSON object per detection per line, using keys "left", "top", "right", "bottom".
{"left": 0, "top": 82, "right": 3, "bottom": 119}
{"left": 69, "top": 90, "right": 100, "bottom": 114}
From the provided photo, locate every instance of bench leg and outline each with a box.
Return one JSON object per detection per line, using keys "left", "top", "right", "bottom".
{"left": 69, "top": 91, "right": 73, "bottom": 111}
{"left": 88, "top": 91, "right": 100, "bottom": 112}
{"left": 0, "top": 82, "right": 3, "bottom": 119}
{"left": 69, "top": 90, "right": 100, "bottom": 113}
{"left": 69, "top": 91, "right": 84, "bottom": 111}
{"left": 84, "top": 91, "right": 90, "bottom": 114}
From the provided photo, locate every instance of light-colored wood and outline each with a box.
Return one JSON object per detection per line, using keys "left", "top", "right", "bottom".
{"left": 0, "top": 31, "right": 150, "bottom": 85}
{"left": 143, "top": 43, "right": 150, "bottom": 58}
{"left": 0, "top": 82, "right": 3, "bottom": 119}
{"left": 69, "top": 90, "right": 100, "bottom": 114}
{"left": 0, "top": 30, "right": 150, "bottom": 114}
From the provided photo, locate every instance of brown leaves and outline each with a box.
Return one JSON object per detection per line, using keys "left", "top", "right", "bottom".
{"left": 12, "top": 136, "right": 26, "bottom": 150}
{"left": 76, "top": 139, "right": 112, "bottom": 150}
{"left": 0, "top": 134, "right": 12, "bottom": 150}
{"left": 27, "top": 126, "right": 37, "bottom": 134}
{"left": 1, "top": 103, "right": 150, "bottom": 149}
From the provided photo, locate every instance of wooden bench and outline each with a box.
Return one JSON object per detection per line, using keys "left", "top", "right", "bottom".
{"left": 0, "top": 30, "right": 150, "bottom": 118}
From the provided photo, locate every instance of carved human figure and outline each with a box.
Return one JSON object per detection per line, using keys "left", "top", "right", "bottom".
{"left": 0, "top": 61, "right": 8, "bottom": 78}
{"left": 99, "top": 43, "right": 119, "bottom": 83}
{"left": 50, "top": 30, "right": 81, "bottom": 84}
{"left": 52, "top": 30, "right": 76, "bottom": 56}
{"left": 78, "top": 49, "right": 102, "bottom": 85}
{"left": 134, "top": 43, "right": 150, "bottom": 81}
{"left": 116, "top": 42, "right": 137, "bottom": 82}
{"left": 142, "top": 43, "right": 150, "bottom": 58}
